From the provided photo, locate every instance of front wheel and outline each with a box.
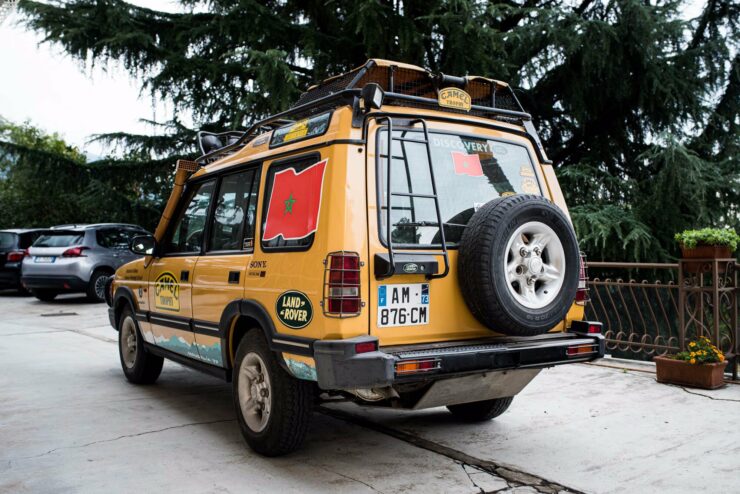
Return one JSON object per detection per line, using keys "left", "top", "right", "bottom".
{"left": 233, "top": 330, "right": 314, "bottom": 456}
{"left": 118, "top": 306, "right": 163, "bottom": 384}
{"left": 447, "top": 397, "right": 514, "bottom": 422}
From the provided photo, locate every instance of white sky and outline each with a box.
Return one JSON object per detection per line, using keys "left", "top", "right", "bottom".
{"left": 0, "top": 0, "right": 185, "bottom": 158}
{"left": 0, "top": 1, "right": 706, "bottom": 159}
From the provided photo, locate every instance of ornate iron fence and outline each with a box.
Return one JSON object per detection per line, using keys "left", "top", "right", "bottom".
{"left": 585, "top": 261, "right": 738, "bottom": 379}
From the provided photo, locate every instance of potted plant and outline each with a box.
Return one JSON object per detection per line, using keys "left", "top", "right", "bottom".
{"left": 654, "top": 337, "right": 728, "bottom": 389}
{"left": 674, "top": 227, "right": 739, "bottom": 259}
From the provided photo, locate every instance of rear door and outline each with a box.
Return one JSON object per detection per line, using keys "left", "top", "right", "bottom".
{"left": 146, "top": 180, "right": 216, "bottom": 359}
{"left": 367, "top": 121, "right": 545, "bottom": 346}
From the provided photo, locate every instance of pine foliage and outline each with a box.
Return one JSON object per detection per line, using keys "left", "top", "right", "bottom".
{"left": 13, "top": 0, "right": 740, "bottom": 260}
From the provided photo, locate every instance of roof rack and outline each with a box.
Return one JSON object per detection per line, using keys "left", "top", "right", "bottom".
{"left": 196, "top": 59, "right": 539, "bottom": 165}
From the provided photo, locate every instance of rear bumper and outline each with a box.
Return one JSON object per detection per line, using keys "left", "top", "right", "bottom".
{"left": 0, "top": 268, "right": 21, "bottom": 288}
{"left": 21, "top": 275, "right": 88, "bottom": 292}
{"left": 313, "top": 328, "right": 605, "bottom": 390}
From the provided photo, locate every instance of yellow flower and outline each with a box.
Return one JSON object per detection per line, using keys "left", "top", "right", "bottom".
{"left": 689, "top": 342, "right": 696, "bottom": 347}
{"left": 690, "top": 358, "right": 696, "bottom": 364}
{"left": 690, "top": 352, "right": 696, "bottom": 357}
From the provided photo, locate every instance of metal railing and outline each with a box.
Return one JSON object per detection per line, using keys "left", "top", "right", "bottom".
{"left": 585, "top": 260, "right": 738, "bottom": 379}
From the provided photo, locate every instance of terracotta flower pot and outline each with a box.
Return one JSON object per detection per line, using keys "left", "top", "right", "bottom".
{"left": 680, "top": 245, "right": 733, "bottom": 274}
{"left": 654, "top": 355, "right": 727, "bottom": 390}
{"left": 680, "top": 244, "right": 732, "bottom": 259}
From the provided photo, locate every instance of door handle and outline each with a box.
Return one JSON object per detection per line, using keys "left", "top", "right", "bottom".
{"left": 180, "top": 270, "right": 190, "bottom": 282}
{"left": 228, "top": 271, "right": 240, "bottom": 284}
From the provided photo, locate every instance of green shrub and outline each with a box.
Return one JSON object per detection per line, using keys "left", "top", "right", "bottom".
{"left": 674, "top": 228, "right": 739, "bottom": 252}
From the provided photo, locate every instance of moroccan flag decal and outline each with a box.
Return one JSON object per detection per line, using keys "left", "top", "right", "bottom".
{"left": 451, "top": 151, "right": 484, "bottom": 177}
{"left": 263, "top": 158, "right": 328, "bottom": 241}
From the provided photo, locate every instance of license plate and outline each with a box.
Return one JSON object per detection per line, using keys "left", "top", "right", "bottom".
{"left": 34, "top": 256, "right": 55, "bottom": 263}
{"left": 377, "top": 283, "right": 429, "bottom": 327}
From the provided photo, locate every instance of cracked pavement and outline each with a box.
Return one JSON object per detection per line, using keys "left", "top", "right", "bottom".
{"left": 1, "top": 293, "right": 738, "bottom": 493}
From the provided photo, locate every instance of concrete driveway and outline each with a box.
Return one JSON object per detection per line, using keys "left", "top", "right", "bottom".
{"left": 1, "top": 293, "right": 738, "bottom": 494}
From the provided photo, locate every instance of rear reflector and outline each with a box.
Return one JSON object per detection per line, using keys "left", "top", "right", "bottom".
{"left": 566, "top": 344, "right": 597, "bottom": 357}
{"left": 354, "top": 341, "right": 377, "bottom": 354}
{"left": 587, "top": 323, "right": 602, "bottom": 334}
{"left": 395, "top": 358, "right": 441, "bottom": 375}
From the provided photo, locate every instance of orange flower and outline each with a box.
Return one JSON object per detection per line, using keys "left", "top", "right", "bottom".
{"left": 690, "top": 358, "right": 696, "bottom": 364}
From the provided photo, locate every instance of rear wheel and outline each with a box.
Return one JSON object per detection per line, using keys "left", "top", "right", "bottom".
{"left": 233, "top": 330, "right": 313, "bottom": 456}
{"left": 118, "top": 306, "right": 163, "bottom": 384}
{"left": 447, "top": 397, "right": 514, "bottom": 422}
{"left": 32, "top": 289, "right": 57, "bottom": 302}
{"left": 87, "top": 270, "right": 111, "bottom": 303}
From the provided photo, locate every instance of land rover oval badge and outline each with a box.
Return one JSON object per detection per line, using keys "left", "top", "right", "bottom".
{"left": 403, "top": 263, "right": 419, "bottom": 274}
{"left": 276, "top": 290, "right": 313, "bottom": 329}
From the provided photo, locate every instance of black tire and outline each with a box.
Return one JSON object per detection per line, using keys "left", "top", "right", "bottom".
{"left": 87, "top": 270, "right": 111, "bottom": 303}
{"left": 118, "top": 306, "right": 163, "bottom": 384}
{"left": 233, "top": 330, "right": 314, "bottom": 456}
{"left": 458, "top": 194, "right": 580, "bottom": 336}
{"left": 32, "top": 289, "right": 57, "bottom": 302}
{"left": 447, "top": 397, "right": 514, "bottom": 422}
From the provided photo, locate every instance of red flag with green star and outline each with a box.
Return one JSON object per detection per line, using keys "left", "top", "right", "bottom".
{"left": 263, "top": 158, "right": 328, "bottom": 241}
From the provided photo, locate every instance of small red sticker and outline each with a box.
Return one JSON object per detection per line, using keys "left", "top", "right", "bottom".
{"left": 452, "top": 152, "right": 483, "bottom": 177}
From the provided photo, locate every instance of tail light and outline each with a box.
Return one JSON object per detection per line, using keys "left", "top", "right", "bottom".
{"left": 395, "top": 358, "right": 441, "bottom": 375}
{"left": 323, "top": 251, "right": 362, "bottom": 317}
{"left": 575, "top": 252, "right": 589, "bottom": 305}
{"left": 6, "top": 250, "right": 27, "bottom": 262}
{"left": 62, "top": 246, "right": 89, "bottom": 257}
{"left": 566, "top": 344, "right": 598, "bottom": 357}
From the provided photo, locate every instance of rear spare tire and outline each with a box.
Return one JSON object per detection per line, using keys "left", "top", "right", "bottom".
{"left": 458, "top": 194, "right": 580, "bottom": 336}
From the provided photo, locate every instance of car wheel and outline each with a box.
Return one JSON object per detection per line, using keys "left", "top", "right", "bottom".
{"left": 118, "top": 306, "right": 163, "bottom": 384}
{"left": 32, "top": 289, "right": 57, "bottom": 302}
{"left": 447, "top": 397, "right": 514, "bottom": 422}
{"left": 458, "top": 194, "right": 580, "bottom": 336}
{"left": 87, "top": 270, "right": 111, "bottom": 303}
{"left": 233, "top": 330, "right": 314, "bottom": 456}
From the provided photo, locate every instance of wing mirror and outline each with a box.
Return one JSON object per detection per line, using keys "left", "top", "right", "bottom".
{"left": 130, "top": 235, "right": 157, "bottom": 256}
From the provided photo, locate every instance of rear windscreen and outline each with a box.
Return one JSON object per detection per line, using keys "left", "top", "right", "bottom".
{"left": 33, "top": 232, "right": 84, "bottom": 248}
{"left": 377, "top": 130, "right": 542, "bottom": 247}
{"left": 0, "top": 232, "right": 16, "bottom": 249}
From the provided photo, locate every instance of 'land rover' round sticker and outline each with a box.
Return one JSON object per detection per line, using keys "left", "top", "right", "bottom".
{"left": 276, "top": 290, "right": 313, "bottom": 329}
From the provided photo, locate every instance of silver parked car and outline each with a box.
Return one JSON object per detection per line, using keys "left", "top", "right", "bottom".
{"left": 22, "top": 224, "right": 150, "bottom": 302}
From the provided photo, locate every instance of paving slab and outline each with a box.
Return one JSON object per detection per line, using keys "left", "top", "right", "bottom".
{"left": 328, "top": 363, "right": 740, "bottom": 494}
{"left": 0, "top": 294, "right": 498, "bottom": 494}
{"left": 3, "top": 293, "right": 737, "bottom": 493}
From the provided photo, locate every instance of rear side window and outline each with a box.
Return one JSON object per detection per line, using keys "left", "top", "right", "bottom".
{"left": 97, "top": 229, "right": 139, "bottom": 250}
{"left": 209, "top": 168, "right": 260, "bottom": 252}
{"left": 261, "top": 155, "right": 327, "bottom": 251}
{"left": 0, "top": 233, "right": 16, "bottom": 249}
{"left": 377, "top": 130, "right": 541, "bottom": 247}
{"left": 33, "top": 233, "right": 84, "bottom": 247}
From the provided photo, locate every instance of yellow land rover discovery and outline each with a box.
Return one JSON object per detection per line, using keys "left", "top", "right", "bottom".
{"left": 107, "top": 59, "right": 604, "bottom": 456}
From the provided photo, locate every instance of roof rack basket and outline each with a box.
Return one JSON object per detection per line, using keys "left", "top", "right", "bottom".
{"left": 197, "top": 59, "right": 539, "bottom": 165}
